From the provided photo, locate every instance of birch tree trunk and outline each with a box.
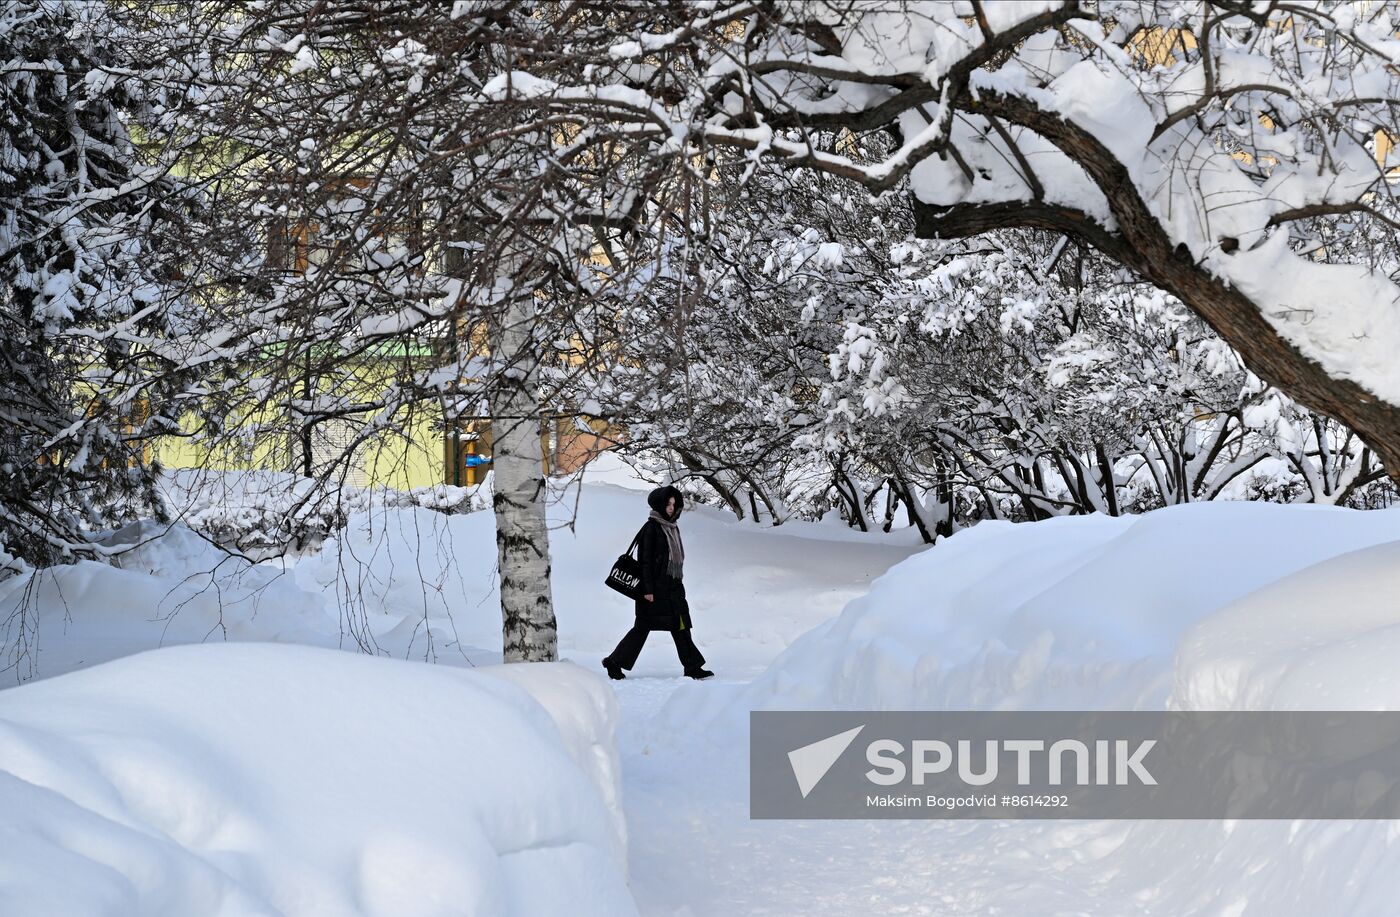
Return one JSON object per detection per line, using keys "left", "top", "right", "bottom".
{"left": 489, "top": 287, "right": 558, "bottom": 662}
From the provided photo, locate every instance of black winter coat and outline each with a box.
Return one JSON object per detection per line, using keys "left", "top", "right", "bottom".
{"left": 634, "top": 487, "right": 692, "bottom": 632}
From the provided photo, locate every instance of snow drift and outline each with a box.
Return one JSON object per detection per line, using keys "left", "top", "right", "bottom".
{"left": 0, "top": 644, "right": 635, "bottom": 917}
{"left": 658, "top": 500, "right": 1400, "bottom": 916}
{"left": 1175, "top": 539, "right": 1400, "bottom": 711}
{"left": 712, "top": 501, "right": 1400, "bottom": 716}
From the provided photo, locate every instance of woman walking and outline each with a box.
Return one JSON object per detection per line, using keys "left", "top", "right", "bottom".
{"left": 603, "top": 485, "right": 714, "bottom": 680}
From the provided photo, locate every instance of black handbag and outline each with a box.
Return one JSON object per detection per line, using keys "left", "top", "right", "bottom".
{"left": 604, "top": 526, "right": 646, "bottom": 599}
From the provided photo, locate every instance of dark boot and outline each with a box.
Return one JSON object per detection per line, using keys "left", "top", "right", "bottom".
{"left": 602, "top": 657, "right": 626, "bottom": 680}
{"left": 685, "top": 667, "right": 714, "bottom": 680}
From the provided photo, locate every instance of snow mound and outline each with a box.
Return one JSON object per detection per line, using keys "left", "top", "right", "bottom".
{"left": 103, "top": 518, "right": 235, "bottom": 579}
{"left": 0, "top": 528, "right": 339, "bottom": 680}
{"left": 1175, "top": 539, "right": 1400, "bottom": 711}
{"left": 705, "top": 501, "right": 1400, "bottom": 717}
{"left": 0, "top": 644, "right": 636, "bottom": 917}
{"left": 650, "top": 502, "right": 1400, "bottom": 916}
{"left": 479, "top": 660, "right": 627, "bottom": 865}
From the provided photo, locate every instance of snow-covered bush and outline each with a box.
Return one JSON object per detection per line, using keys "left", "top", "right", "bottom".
{"left": 161, "top": 471, "right": 491, "bottom": 557}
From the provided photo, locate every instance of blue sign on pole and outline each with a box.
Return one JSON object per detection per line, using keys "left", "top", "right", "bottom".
{"left": 463, "top": 454, "right": 492, "bottom": 468}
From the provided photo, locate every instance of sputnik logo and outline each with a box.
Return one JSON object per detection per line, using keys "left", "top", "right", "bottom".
{"left": 787, "top": 725, "right": 865, "bottom": 798}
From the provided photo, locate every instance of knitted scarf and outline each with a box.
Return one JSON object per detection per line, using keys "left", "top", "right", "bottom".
{"left": 648, "top": 509, "right": 685, "bottom": 580}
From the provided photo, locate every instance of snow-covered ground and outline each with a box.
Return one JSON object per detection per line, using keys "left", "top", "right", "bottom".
{"left": 0, "top": 456, "right": 919, "bottom": 682}
{"left": 6, "top": 457, "right": 1400, "bottom": 914}
{"left": 0, "top": 457, "right": 920, "bottom": 915}
{"left": 628, "top": 500, "right": 1400, "bottom": 916}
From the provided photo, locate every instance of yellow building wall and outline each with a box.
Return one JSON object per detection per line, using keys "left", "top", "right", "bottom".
{"left": 154, "top": 396, "right": 620, "bottom": 491}
{"left": 155, "top": 404, "right": 446, "bottom": 490}
{"left": 153, "top": 350, "right": 450, "bottom": 490}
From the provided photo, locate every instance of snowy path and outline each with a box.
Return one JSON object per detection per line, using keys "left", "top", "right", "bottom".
{"left": 612, "top": 674, "right": 947, "bottom": 917}
{"left": 582, "top": 498, "right": 954, "bottom": 915}
{"left": 610, "top": 676, "right": 1110, "bottom": 916}
{"left": 597, "top": 527, "right": 992, "bottom": 916}
{"left": 611, "top": 670, "right": 1152, "bottom": 917}
{"left": 597, "top": 528, "right": 1133, "bottom": 917}
{"left": 605, "top": 654, "right": 1069, "bottom": 914}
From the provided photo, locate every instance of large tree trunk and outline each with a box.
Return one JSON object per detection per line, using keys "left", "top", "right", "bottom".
{"left": 489, "top": 290, "right": 558, "bottom": 663}
{"left": 915, "top": 88, "right": 1400, "bottom": 483}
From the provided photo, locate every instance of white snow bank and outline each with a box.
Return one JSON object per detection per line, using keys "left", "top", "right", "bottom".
{"left": 646, "top": 501, "right": 1400, "bottom": 916}
{"left": 1088, "top": 534, "right": 1400, "bottom": 916}
{"left": 0, "top": 526, "right": 341, "bottom": 681}
{"left": 478, "top": 660, "right": 627, "bottom": 866}
{"left": 1175, "top": 539, "right": 1400, "bottom": 711}
{"left": 0, "top": 644, "right": 636, "bottom": 917}
{"left": 703, "top": 501, "right": 1400, "bottom": 717}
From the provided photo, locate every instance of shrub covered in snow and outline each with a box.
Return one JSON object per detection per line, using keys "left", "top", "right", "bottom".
{"left": 161, "top": 470, "right": 490, "bottom": 557}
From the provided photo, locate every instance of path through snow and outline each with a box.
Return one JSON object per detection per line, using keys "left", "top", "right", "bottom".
{"left": 609, "top": 666, "right": 1109, "bottom": 916}
{"left": 595, "top": 520, "right": 980, "bottom": 917}
{"left": 600, "top": 604, "right": 1063, "bottom": 915}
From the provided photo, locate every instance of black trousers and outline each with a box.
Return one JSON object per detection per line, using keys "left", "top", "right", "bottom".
{"left": 606, "top": 624, "right": 706, "bottom": 671}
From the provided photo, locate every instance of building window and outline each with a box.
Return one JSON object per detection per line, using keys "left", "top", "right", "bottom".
{"left": 308, "top": 417, "right": 368, "bottom": 488}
